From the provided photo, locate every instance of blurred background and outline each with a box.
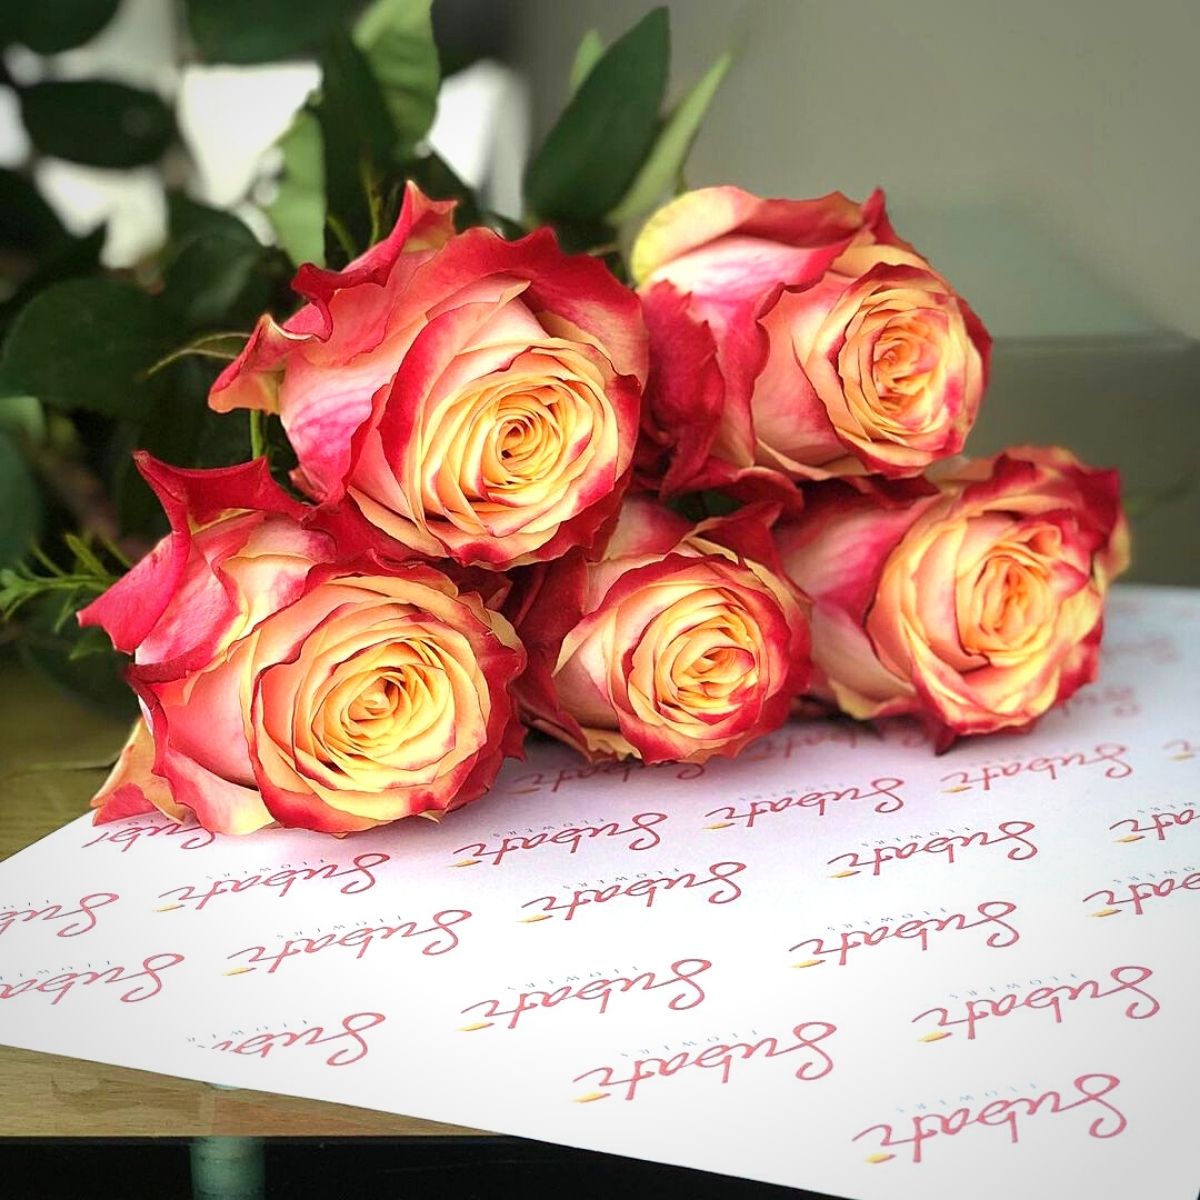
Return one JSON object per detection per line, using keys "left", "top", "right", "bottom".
{"left": 1, "top": 0, "right": 1194, "bottom": 589}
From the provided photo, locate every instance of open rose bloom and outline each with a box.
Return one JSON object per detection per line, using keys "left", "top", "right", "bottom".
{"left": 776, "top": 447, "right": 1130, "bottom": 747}
{"left": 80, "top": 455, "right": 525, "bottom": 834}
{"left": 633, "top": 187, "right": 991, "bottom": 496}
{"left": 211, "top": 184, "right": 646, "bottom": 568}
{"left": 69, "top": 154, "right": 1130, "bottom": 836}
{"left": 509, "top": 497, "right": 810, "bottom": 764}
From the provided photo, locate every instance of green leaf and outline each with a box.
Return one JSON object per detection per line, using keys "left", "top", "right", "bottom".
{"left": 166, "top": 191, "right": 257, "bottom": 245}
{"left": 607, "top": 51, "right": 731, "bottom": 224}
{"left": 568, "top": 29, "right": 604, "bottom": 94}
{"left": 316, "top": 32, "right": 397, "bottom": 266}
{"left": 0, "top": 169, "right": 68, "bottom": 257}
{"left": 185, "top": 0, "right": 361, "bottom": 64}
{"left": 0, "top": 225, "right": 105, "bottom": 336}
{"left": 0, "top": 431, "right": 41, "bottom": 568}
{"left": 162, "top": 232, "right": 269, "bottom": 331}
{"left": 3, "top": 278, "right": 178, "bottom": 420}
{"left": 16, "top": 594, "right": 137, "bottom": 719}
{"left": 20, "top": 80, "right": 175, "bottom": 169}
{"left": 354, "top": 0, "right": 440, "bottom": 154}
{"left": 8, "top": 0, "right": 119, "bottom": 54}
{"left": 524, "top": 8, "right": 669, "bottom": 224}
{"left": 266, "top": 109, "right": 326, "bottom": 268}
{"left": 163, "top": 195, "right": 267, "bottom": 329}
{"left": 0, "top": 394, "right": 46, "bottom": 451}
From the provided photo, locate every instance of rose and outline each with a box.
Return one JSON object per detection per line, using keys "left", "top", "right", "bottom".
{"left": 775, "top": 446, "right": 1129, "bottom": 746}
{"left": 509, "top": 496, "right": 810, "bottom": 763}
{"left": 632, "top": 187, "right": 990, "bottom": 495}
{"left": 210, "top": 183, "right": 646, "bottom": 569}
{"left": 80, "top": 454, "right": 525, "bottom": 834}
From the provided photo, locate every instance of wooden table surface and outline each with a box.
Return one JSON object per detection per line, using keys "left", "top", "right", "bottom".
{"left": 0, "top": 651, "right": 479, "bottom": 1137}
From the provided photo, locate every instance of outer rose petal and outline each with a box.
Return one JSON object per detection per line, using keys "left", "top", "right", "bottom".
{"left": 79, "top": 454, "right": 308, "bottom": 662}
{"left": 209, "top": 183, "right": 457, "bottom": 416}
{"left": 90, "top": 719, "right": 187, "bottom": 824}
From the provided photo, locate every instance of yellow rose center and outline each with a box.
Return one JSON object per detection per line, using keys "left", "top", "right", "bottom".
{"left": 312, "top": 637, "right": 453, "bottom": 774}
{"left": 420, "top": 345, "right": 612, "bottom": 537}
{"left": 872, "top": 314, "right": 940, "bottom": 411}
{"left": 630, "top": 588, "right": 762, "bottom": 727}
{"left": 958, "top": 523, "right": 1062, "bottom": 665}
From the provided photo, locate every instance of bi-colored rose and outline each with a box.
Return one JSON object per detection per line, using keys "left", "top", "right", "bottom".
{"left": 509, "top": 496, "right": 810, "bottom": 764}
{"left": 211, "top": 183, "right": 646, "bottom": 568}
{"left": 775, "top": 446, "right": 1129, "bottom": 746}
{"left": 80, "top": 455, "right": 525, "bottom": 834}
{"left": 633, "top": 187, "right": 990, "bottom": 495}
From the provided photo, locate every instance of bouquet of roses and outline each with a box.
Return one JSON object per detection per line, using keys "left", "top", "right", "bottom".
{"left": 0, "top": 7, "right": 1127, "bottom": 837}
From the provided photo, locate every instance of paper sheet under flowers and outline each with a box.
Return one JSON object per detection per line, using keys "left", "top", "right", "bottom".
{"left": 1, "top": 583, "right": 1196, "bottom": 1200}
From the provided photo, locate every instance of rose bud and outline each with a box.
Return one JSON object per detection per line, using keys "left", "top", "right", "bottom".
{"left": 776, "top": 446, "right": 1129, "bottom": 747}
{"left": 79, "top": 455, "right": 525, "bottom": 834}
{"left": 210, "top": 183, "right": 646, "bottom": 569}
{"left": 509, "top": 496, "right": 810, "bottom": 764}
{"left": 632, "top": 186, "right": 990, "bottom": 495}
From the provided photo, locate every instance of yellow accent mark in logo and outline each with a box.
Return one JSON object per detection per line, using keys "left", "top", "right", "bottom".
{"left": 942, "top": 785, "right": 971, "bottom": 793}
{"left": 222, "top": 966, "right": 253, "bottom": 976}
{"left": 154, "top": 903, "right": 183, "bottom": 912}
{"left": 829, "top": 869, "right": 859, "bottom": 878}
{"left": 703, "top": 821, "right": 734, "bottom": 830}
{"left": 572, "top": 1092, "right": 609, "bottom": 1104}
{"left": 519, "top": 913, "right": 552, "bottom": 923}
{"left": 791, "top": 958, "right": 825, "bottom": 969}
{"left": 1114, "top": 834, "right": 1144, "bottom": 843}
{"left": 1091, "top": 906, "right": 1121, "bottom": 918}
{"left": 458, "top": 1021, "right": 493, "bottom": 1032}
{"left": 918, "top": 1030, "right": 951, "bottom": 1043}
{"left": 864, "top": 1153, "right": 895, "bottom": 1164}
{"left": 451, "top": 858, "right": 481, "bottom": 868}
{"left": 1170, "top": 751, "right": 1195, "bottom": 761}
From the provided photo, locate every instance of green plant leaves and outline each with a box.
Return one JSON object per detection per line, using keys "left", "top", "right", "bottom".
{"left": 3, "top": 0, "right": 120, "bottom": 54}
{"left": 524, "top": 8, "right": 669, "bottom": 224}
{"left": 161, "top": 196, "right": 271, "bottom": 331}
{"left": 3, "top": 278, "right": 178, "bottom": 420}
{"left": 568, "top": 29, "right": 605, "bottom": 95}
{"left": 355, "top": 0, "right": 440, "bottom": 154}
{"left": 185, "top": 0, "right": 360, "bottom": 64}
{"left": 0, "top": 170, "right": 68, "bottom": 257}
{"left": 0, "top": 432, "right": 41, "bottom": 569}
{"left": 316, "top": 32, "right": 398, "bottom": 265}
{"left": 267, "top": 111, "right": 326, "bottom": 268}
{"left": 608, "top": 51, "right": 731, "bottom": 224}
{"left": 19, "top": 80, "right": 175, "bottom": 168}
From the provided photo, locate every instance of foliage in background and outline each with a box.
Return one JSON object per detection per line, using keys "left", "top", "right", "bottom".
{"left": 0, "top": 1, "right": 728, "bottom": 710}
